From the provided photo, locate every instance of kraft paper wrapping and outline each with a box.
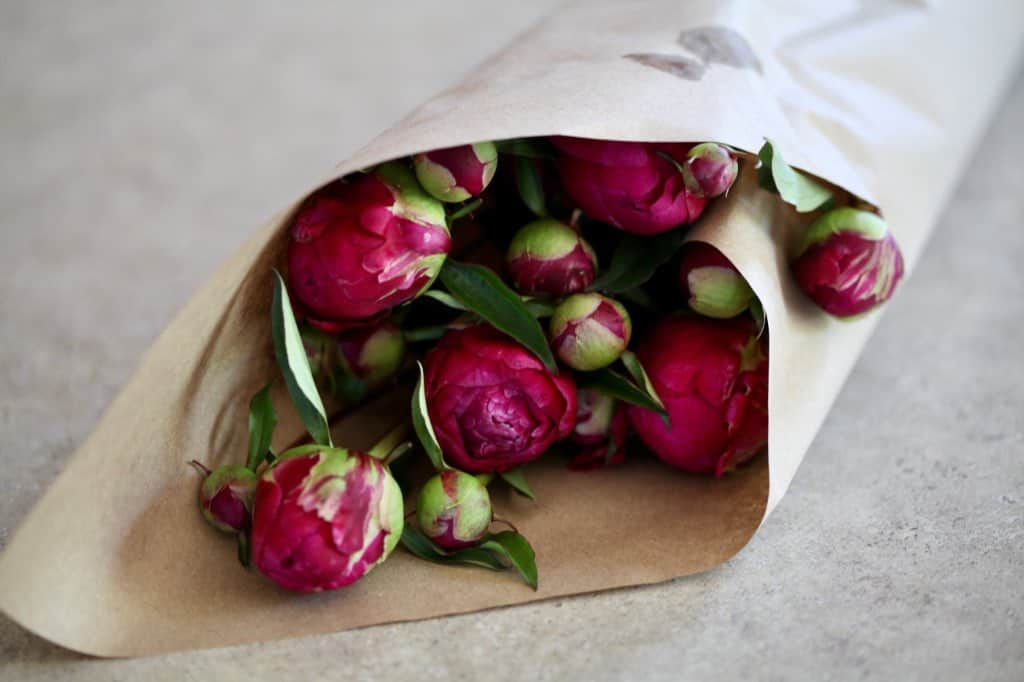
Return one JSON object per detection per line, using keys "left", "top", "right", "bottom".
{"left": 0, "top": 0, "right": 1020, "bottom": 657}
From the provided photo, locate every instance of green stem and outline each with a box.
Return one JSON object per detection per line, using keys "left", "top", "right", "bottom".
{"left": 368, "top": 421, "right": 413, "bottom": 460}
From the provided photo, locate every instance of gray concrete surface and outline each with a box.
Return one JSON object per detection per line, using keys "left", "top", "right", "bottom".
{"left": 1, "top": 1, "right": 1022, "bottom": 680}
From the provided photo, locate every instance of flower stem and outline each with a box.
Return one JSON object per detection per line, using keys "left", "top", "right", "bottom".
{"left": 368, "top": 420, "right": 413, "bottom": 460}
{"left": 188, "top": 460, "right": 211, "bottom": 477}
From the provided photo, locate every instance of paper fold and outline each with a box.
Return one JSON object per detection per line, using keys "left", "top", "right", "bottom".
{"left": 1, "top": 0, "right": 1020, "bottom": 656}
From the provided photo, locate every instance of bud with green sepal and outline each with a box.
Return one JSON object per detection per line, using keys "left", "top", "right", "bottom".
{"left": 791, "top": 207, "right": 904, "bottom": 318}
{"left": 416, "top": 470, "right": 492, "bottom": 550}
{"left": 414, "top": 142, "right": 498, "bottom": 203}
{"left": 687, "top": 142, "right": 739, "bottom": 198}
{"left": 549, "top": 293, "right": 632, "bottom": 371}
{"left": 506, "top": 218, "right": 598, "bottom": 297}
{"left": 193, "top": 463, "right": 258, "bottom": 533}
{"left": 678, "top": 242, "right": 755, "bottom": 319}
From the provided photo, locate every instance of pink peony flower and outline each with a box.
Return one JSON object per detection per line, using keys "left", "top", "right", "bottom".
{"left": 551, "top": 136, "right": 706, "bottom": 235}
{"left": 287, "top": 163, "right": 451, "bottom": 331}
{"left": 626, "top": 315, "right": 768, "bottom": 477}
{"left": 251, "top": 447, "right": 403, "bottom": 592}
{"left": 423, "top": 324, "right": 577, "bottom": 473}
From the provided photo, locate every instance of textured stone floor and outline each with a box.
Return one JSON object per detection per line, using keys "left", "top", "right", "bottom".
{"left": 1, "top": 2, "right": 1021, "bottom": 680}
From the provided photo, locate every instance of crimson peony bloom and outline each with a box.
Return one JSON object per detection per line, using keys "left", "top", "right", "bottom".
{"left": 551, "top": 136, "right": 706, "bottom": 235}
{"left": 627, "top": 315, "right": 768, "bottom": 477}
{"left": 251, "top": 448, "right": 403, "bottom": 592}
{"left": 287, "top": 163, "right": 451, "bottom": 331}
{"left": 423, "top": 324, "right": 577, "bottom": 473}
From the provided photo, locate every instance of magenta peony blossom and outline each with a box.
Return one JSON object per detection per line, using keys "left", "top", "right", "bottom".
{"left": 416, "top": 470, "right": 492, "bottom": 549}
{"left": 506, "top": 218, "right": 598, "bottom": 297}
{"left": 551, "top": 136, "right": 706, "bottom": 235}
{"left": 626, "top": 315, "right": 768, "bottom": 477}
{"left": 791, "top": 207, "right": 904, "bottom": 318}
{"left": 251, "top": 447, "right": 403, "bottom": 592}
{"left": 413, "top": 142, "right": 498, "bottom": 203}
{"left": 423, "top": 324, "right": 577, "bottom": 473}
{"left": 287, "top": 163, "right": 451, "bottom": 331}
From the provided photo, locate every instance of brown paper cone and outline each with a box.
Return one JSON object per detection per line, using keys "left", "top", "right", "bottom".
{"left": 1, "top": 0, "right": 1020, "bottom": 656}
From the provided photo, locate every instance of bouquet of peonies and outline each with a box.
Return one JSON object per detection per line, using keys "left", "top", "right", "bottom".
{"left": 1, "top": 0, "right": 1018, "bottom": 657}
{"left": 193, "top": 137, "right": 904, "bottom": 592}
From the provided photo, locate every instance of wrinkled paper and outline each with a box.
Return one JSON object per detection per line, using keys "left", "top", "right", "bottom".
{"left": 1, "top": 0, "right": 1020, "bottom": 656}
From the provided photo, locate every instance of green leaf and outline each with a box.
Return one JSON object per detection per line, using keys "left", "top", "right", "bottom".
{"left": 271, "top": 271, "right": 332, "bottom": 446}
{"left": 756, "top": 140, "right": 833, "bottom": 213}
{"left": 588, "top": 231, "right": 685, "bottom": 294}
{"left": 422, "top": 289, "right": 470, "bottom": 311}
{"left": 400, "top": 525, "right": 505, "bottom": 570}
{"left": 236, "top": 532, "right": 251, "bottom": 568}
{"left": 480, "top": 531, "right": 538, "bottom": 590}
{"left": 412, "top": 362, "right": 448, "bottom": 472}
{"left": 620, "top": 351, "right": 666, "bottom": 412}
{"left": 439, "top": 261, "right": 557, "bottom": 371}
{"left": 522, "top": 297, "right": 556, "bottom": 319}
{"left": 578, "top": 367, "right": 668, "bottom": 417}
{"left": 496, "top": 138, "right": 554, "bottom": 159}
{"left": 499, "top": 468, "right": 536, "bottom": 500}
{"left": 514, "top": 156, "right": 547, "bottom": 217}
{"left": 245, "top": 384, "right": 278, "bottom": 471}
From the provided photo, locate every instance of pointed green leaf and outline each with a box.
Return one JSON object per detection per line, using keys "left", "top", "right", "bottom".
{"left": 514, "top": 156, "right": 547, "bottom": 217}
{"left": 400, "top": 525, "right": 505, "bottom": 570}
{"left": 757, "top": 140, "right": 833, "bottom": 213}
{"left": 404, "top": 324, "right": 451, "bottom": 343}
{"left": 423, "top": 289, "right": 470, "bottom": 311}
{"left": 499, "top": 467, "right": 536, "bottom": 500}
{"left": 588, "top": 231, "right": 684, "bottom": 294}
{"left": 480, "top": 531, "right": 538, "bottom": 589}
{"left": 236, "top": 532, "right": 251, "bottom": 568}
{"left": 412, "top": 362, "right": 448, "bottom": 472}
{"left": 245, "top": 383, "right": 278, "bottom": 471}
{"left": 271, "top": 271, "right": 332, "bottom": 446}
{"left": 620, "top": 351, "right": 666, "bottom": 411}
{"left": 578, "top": 367, "right": 668, "bottom": 418}
{"left": 439, "top": 261, "right": 556, "bottom": 371}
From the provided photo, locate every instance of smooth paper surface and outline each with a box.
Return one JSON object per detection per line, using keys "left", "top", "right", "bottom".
{"left": 0, "top": 0, "right": 1020, "bottom": 656}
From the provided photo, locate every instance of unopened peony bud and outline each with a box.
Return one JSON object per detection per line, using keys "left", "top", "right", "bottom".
{"left": 569, "top": 388, "right": 628, "bottom": 471}
{"left": 791, "top": 207, "right": 904, "bottom": 318}
{"left": 287, "top": 163, "right": 451, "bottom": 331}
{"left": 687, "top": 143, "right": 739, "bottom": 198}
{"left": 506, "top": 219, "right": 598, "bottom": 297}
{"left": 337, "top": 320, "right": 406, "bottom": 389}
{"left": 197, "top": 464, "right": 257, "bottom": 533}
{"left": 251, "top": 448, "right": 404, "bottom": 592}
{"left": 414, "top": 142, "right": 498, "bottom": 203}
{"left": 549, "top": 293, "right": 631, "bottom": 371}
{"left": 626, "top": 315, "right": 768, "bottom": 477}
{"left": 678, "top": 242, "right": 754, "bottom": 318}
{"left": 416, "top": 470, "right": 492, "bottom": 549}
